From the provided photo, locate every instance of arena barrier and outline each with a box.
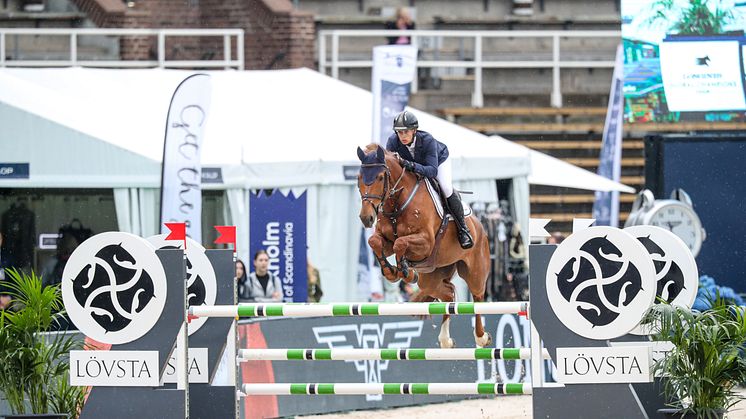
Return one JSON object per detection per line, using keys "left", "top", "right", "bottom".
{"left": 237, "top": 347, "right": 550, "bottom": 361}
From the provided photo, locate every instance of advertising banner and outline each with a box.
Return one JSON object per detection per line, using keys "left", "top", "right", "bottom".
{"left": 249, "top": 190, "right": 307, "bottom": 302}
{"left": 371, "top": 45, "right": 418, "bottom": 144}
{"left": 159, "top": 74, "right": 212, "bottom": 242}
{"left": 621, "top": 0, "right": 746, "bottom": 123}
{"left": 659, "top": 38, "right": 746, "bottom": 112}
{"left": 592, "top": 45, "right": 624, "bottom": 227}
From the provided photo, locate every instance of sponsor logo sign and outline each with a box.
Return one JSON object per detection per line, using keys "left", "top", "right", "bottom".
{"left": 62, "top": 232, "right": 167, "bottom": 345}
{"left": 556, "top": 346, "right": 652, "bottom": 384}
{"left": 70, "top": 350, "right": 159, "bottom": 386}
{"left": 624, "top": 225, "right": 699, "bottom": 335}
{"left": 162, "top": 347, "right": 209, "bottom": 384}
{"left": 313, "top": 321, "right": 423, "bottom": 401}
{"left": 546, "top": 226, "right": 656, "bottom": 340}
{"left": 249, "top": 190, "right": 307, "bottom": 302}
{"left": 146, "top": 234, "right": 217, "bottom": 335}
{"left": 0, "top": 163, "right": 30, "bottom": 179}
{"left": 660, "top": 39, "right": 746, "bottom": 112}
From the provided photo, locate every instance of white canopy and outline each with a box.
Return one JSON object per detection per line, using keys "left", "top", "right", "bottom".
{"left": 0, "top": 67, "right": 532, "bottom": 188}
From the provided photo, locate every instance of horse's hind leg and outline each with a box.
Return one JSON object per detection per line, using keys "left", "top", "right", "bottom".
{"left": 457, "top": 248, "right": 493, "bottom": 348}
{"left": 438, "top": 280, "right": 457, "bottom": 348}
{"left": 472, "top": 292, "right": 492, "bottom": 348}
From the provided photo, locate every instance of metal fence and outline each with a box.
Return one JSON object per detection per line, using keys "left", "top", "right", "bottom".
{"left": 318, "top": 29, "right": 621, "bottom": 107}
{"left": 0, "top": 28, "right": 244, "bottom": 70}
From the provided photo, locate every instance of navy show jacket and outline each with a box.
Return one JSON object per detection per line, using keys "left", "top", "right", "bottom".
{"left": 385, "top": 130, "right": 449, "bottom": 179}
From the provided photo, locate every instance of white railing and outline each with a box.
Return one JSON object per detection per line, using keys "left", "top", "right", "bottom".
{"left": 318, "top": 29, "right": 620, "bottom": 107}
{"left": 0, "top": 28, "right": 244, "bottom": 70}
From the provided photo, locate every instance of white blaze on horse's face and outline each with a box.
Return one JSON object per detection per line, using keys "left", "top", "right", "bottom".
{"left": 396, "top": 129, "right": 415, "bottom": 145}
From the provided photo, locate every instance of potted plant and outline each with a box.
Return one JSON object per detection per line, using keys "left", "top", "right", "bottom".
{"left": 0, "top": 268, "right": 86, "bottom": 418}
{"left": 646, "top": 296, "right": 746, "bottom": 418}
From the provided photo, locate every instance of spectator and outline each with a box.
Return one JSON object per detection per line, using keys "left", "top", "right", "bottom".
{"left": 244, "top": 250, "right": 282, "bottom": 302}
{"left": 385, "top": 7, "right": 415, "bottom": 45}
{"left": 307, "top": 260, "right": 323, "bottom": 303}
{"left": 235, "top": 259, "right": 251, "bottom": 302}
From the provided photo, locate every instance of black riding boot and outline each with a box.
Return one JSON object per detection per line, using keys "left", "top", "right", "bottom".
{"left": 446, "top": 193, "right": 474, "bottom": 249}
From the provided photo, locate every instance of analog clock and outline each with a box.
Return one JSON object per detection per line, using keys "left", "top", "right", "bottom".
{"left": 624, "top": 189, "right": 706, "bottom": 257}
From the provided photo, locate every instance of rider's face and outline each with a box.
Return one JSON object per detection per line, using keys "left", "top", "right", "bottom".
{"left": 396, "top": 129, "right": 415, "bottom": 145}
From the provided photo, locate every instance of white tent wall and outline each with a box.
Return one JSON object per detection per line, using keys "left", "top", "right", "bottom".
{"left": 0, "top": 102, "right": 160, "bottom": 188}
{"left": 113, "top": 188, "right": 160, "bottom": 237}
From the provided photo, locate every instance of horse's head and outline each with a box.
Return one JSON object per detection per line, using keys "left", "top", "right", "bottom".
{"left": 356, "top": 145, "right": 389, "bottom": 228}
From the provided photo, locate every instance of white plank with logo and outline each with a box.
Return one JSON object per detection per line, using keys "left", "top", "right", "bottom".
{"left": 162, "top": 347, "right": 209, "bottom": 384}
{"left": 70, "top": 350, "right": 159, "bottom": 386}
{"left": 556, "top": 346, "right": 652, "bottom": 384}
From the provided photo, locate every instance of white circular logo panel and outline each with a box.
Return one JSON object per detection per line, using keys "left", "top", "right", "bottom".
{"left": 625, "top": 225, "right": 699, "bottom": 335}
{"left": 62, "top": 232, "right": 167, "bottom": 345}
{"left": 546, "top": 226, "right": 657, "bottom": 340}
{"left": 147, "top": 234, "right": 217, "bottom": 335}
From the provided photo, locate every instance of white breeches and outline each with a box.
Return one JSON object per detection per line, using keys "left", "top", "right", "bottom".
{"left": 437, "top": 156, "right": 454, "bottom": 197}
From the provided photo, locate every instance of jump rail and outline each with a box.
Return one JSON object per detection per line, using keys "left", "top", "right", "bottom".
{"left": 237, "top": 348, "right": 550, "bottom": 361}
{"left": 189, "top": 301, "right": 528, "bottom": 318}
{"left": 242, "top": 382, "right": 532, "bottom": 395}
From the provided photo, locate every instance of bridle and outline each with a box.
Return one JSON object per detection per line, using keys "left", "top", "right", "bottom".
{"left": 359, "top": 162, "right": 391, "bottom": 215}
{"left": 359, "top": 159, "right": 422, "bottom": 239}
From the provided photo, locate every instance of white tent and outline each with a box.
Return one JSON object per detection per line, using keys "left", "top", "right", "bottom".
{"left": 0, "top": 67, "right": 633, "bottom": 301}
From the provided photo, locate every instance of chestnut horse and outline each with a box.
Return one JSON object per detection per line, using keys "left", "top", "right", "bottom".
{"left": 356, "top": 144, "right": 492, "bottom": 348}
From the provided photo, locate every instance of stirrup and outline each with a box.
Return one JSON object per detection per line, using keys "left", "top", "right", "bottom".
{"left": 458, "top": 229, "right": 474, "bottom": 249}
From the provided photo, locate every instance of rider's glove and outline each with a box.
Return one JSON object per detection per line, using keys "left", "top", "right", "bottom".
{"left": 400, "top": 159, "right": 415, "bottom": 172}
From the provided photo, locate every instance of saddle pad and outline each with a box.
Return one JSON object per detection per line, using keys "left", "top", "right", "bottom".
{"left": 424, "top": 179, "right": 473, "bottom": 220}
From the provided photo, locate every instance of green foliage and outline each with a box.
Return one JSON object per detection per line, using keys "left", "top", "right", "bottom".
{"left": 646, "top": 0, "right": 735, "bottom": 35}
{"left": 647, "top": 296, "right": 746, "bottom": 418}
{"left": 0, "top": 268, "right": 86, "bottom": 417}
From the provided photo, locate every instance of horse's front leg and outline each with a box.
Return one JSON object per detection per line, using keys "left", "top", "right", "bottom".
{"left": 368, "top": 231, "right": 399, "bottom": 282}
{"left": 392, "top": 233, "right": 430, "bottom": 283}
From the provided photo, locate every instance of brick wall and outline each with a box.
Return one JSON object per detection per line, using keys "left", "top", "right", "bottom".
{"left": 69, "top": 0, "right": 315, "bottom": 69}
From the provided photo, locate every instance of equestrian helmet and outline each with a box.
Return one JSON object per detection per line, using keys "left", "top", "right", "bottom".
{"left": 393, "top": 110, "right": 418, "bottom": 131}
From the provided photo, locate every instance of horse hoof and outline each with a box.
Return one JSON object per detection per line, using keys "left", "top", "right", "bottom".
{"left": 475, "top": 331, "right": 492, "bottom": 348}
{"left": 439, "top": 338, "right": 455, "bottom": 349}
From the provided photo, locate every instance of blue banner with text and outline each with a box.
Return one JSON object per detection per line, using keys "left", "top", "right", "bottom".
{"left": 249, "top": 190, "right": 307, "bottom": 302}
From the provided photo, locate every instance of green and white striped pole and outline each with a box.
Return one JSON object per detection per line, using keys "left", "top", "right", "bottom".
{"left": 242, "top": 382, "right": 532, "bottom": 395}
{"left": 189, "top": 301, "right": 528, "bottom": 318}
{"left": 237, "top": 348, "right": 550, "bottom": 361}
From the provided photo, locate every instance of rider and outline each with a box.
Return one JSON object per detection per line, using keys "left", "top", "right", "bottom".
{"left": 385, "top": 110, "right": 474, "bottom": 249}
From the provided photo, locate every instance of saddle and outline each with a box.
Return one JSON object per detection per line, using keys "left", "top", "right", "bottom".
{"left": 424, "top": 179, "right": 473, "bottom": 220}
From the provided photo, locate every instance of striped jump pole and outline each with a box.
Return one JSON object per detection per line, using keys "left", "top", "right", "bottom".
{"left": 238, "top": 347, "right": 551, "bottom": 361}
{"left": 189, "top": 301, "right": 528, "bottom": 319}
{"left": 242, "top": 382, "right": 532, "bottom": 396}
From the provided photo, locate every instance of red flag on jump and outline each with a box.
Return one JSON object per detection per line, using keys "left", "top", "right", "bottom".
{"left": 214, "top": 225, "right": 237, "bottom": 251}
{"left": 164, "top": 222, "right": 187, "bottom": 249}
